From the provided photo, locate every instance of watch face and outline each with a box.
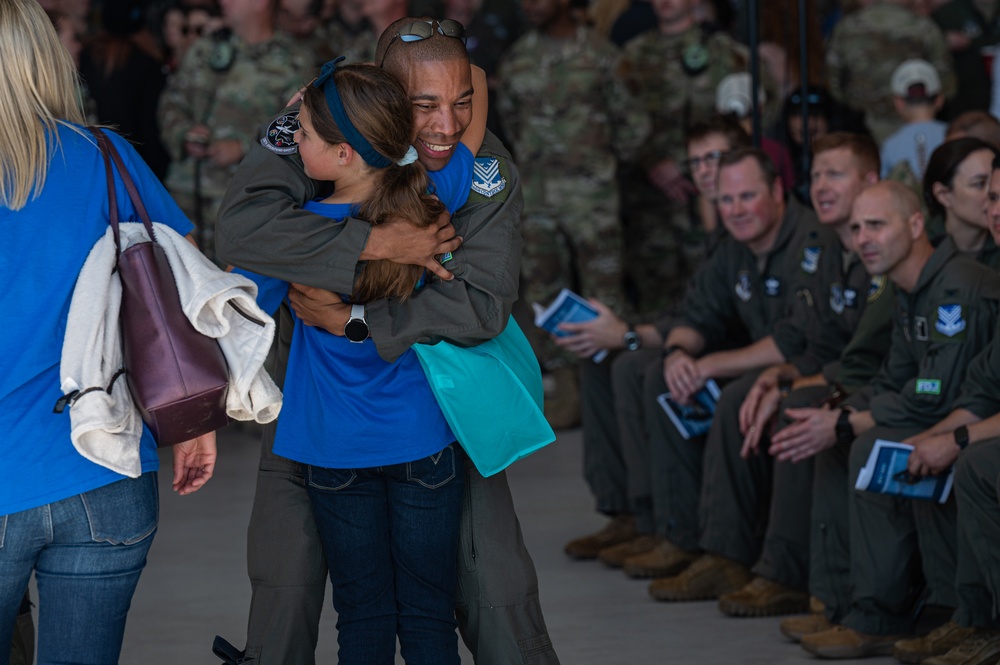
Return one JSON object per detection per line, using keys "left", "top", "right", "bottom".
{"left": 344, "top": 318, "right": 369, "bottom": 343}
{"left": 624, "top": 331, "right": 641, "bottom": 351}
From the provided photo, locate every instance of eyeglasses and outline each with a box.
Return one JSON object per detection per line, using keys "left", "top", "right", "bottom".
{"left": 378, "top": 19, "right": 466, "bottom": 68}
{"left": 684, "top": 150, "right": 727, "bottom": 172}
{"left": 789, "top": 92, "right": 824, "bottom": 106}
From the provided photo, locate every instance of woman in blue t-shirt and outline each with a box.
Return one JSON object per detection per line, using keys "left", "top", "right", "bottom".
{"left": 0, "top": 1, "right": 216, "bottom": 661}
{"left": 237, "top": 60, "right": 482, "bottom": 664}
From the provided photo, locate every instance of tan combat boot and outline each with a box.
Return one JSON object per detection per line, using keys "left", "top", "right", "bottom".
{"left": 622, "top": 540, "right": 699, "bottom": 579}
{"left": 563, "top": 515, "right": 636, "bottom": 560}
{"left": 780, "top": 597, "right": 832, "bottom": 642}
{"left": 597, "top": 533, "right": 662, "bottom": 568}
{"left": 922, "top": 628, "right": 1000, "bottom": 665}
{"left": 647, "top": 554, "right": 753, "bottom": 602}
{"left": 893, "top": 621, "right": 976, "bottom": 664}
{"left": 718, "top": 576, "right": 809, "bottom": 617}
{"left": 800, "top": 625, "right": 909, "bottom": 659}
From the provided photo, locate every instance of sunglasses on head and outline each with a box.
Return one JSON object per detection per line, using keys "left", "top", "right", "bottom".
{"left": 379, "top": 19, "right": 466, "bottom": 68}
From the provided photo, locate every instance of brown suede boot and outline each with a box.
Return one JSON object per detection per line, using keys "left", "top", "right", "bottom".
{"left": 563, "top": 515, "right": 636, "bottom": 560}
{"left": 718, "top": 576, "right": 809, "bottom": 617}
{"left": 622, "top": 540, "right": 699, "bottom": 579}
{"left": 800, "top": 625, "right": 909, "bottom": 659}
{"left": 597, "top": 533, "right": 662, "bottom": 568}
{"left": 922, "top": 628, "right": 1000, "bottom": 665}
{"left": 647, "top": 554, "right": 753, "bottom": 602}
{"left": 780, "top": 610, "right": 834, "bottom": 643}
{"left": 894, "top": 621, "right": 977, "bottom": 664}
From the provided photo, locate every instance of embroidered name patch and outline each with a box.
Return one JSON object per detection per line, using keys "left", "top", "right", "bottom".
{"left": 471, "top": 157, "right": 506, "bottom": 197}
{"left": 915, "top": 379, "right": 941, "bottom": 395}
{"left": 261, "top": 112, "right": 300, "bottom": 155}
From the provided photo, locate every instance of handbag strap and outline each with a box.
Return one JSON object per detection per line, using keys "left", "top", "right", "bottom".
{"left": 90, "top": 128, "right": 157, "bottom": 254}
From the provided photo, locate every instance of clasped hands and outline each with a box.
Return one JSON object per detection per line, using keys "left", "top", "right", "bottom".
{"left": 291, "top": 209, "right": 462, "bottom": 333}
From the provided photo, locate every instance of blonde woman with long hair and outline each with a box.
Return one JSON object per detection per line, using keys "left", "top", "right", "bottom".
{"left": 0, "top": 0, "right": 215, "bottom": 660}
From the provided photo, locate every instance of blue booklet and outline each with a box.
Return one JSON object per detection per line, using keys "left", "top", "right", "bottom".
{"left": 656, "top": 380, "right": 722, "bottom": 440}
{"left": 854, "top": 439, "right": 953, "bottom": 504}
{"left": 532, "top": 288, "right": 608, "bottom": 362}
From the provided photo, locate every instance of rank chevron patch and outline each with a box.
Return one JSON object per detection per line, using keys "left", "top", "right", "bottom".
{"left": 935, "top": 304, "right": 966, "bottom": 338}
{"left": 471, "top": 157, "right": 506, "bottom": 197}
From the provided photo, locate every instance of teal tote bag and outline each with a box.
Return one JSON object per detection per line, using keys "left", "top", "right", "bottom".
{"left": 413, "top": 317, "right": 556, "bottom": 476}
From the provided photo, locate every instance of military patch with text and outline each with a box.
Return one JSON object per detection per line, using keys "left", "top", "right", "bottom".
{"left": 471, "top": 157, "right": 507, "bottom": 198}
{"left": 261, "top": 112, "right": 300, "bottom": 155}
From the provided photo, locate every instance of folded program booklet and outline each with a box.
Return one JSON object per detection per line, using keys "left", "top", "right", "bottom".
{"left": 854, "top": 438, "right": 953, "bottom": 504}
{"left": 532, "top": 288, "right": 608, "bottom": 363}
{"left": 656, "top": 380, "right": 722, "bottom": 440}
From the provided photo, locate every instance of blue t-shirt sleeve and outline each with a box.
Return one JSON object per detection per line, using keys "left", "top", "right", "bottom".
{"left": 232, "top": 267, "right": 289, "bottom": 316}
{"left": 427, "top": 143, "right": 473, "bottom": 213}
{"left": 101, "top": 129, "right": 194, "bottom": 238}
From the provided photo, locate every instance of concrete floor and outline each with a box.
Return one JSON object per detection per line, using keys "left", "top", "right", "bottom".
{"left": 45, "top": 425, "right": 896, "bottom": 664}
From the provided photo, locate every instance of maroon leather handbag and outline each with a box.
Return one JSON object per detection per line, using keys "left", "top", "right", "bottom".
{"left": 94, "top": 129, "right": 230, "bottom": 446}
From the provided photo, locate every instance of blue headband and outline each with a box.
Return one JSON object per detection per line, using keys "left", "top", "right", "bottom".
{"left": 313, "top": 57, "right": 393, "bottom": 169}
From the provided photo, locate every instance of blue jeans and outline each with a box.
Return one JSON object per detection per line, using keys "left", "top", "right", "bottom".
{"left": 0, "top": 473, "right": 158, "bottom": 664}
{"left": 306, "top": 444, "right": 464, "bottom": 665}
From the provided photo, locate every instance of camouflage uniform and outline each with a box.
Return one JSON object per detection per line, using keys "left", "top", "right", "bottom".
{"left": 158, "top": 30, "right": 309, "bottom": 263}
{"left": 497, "top": 24, "right": 649, "bottom": 368}
{"left": 826, "top": 2, "right": 956, "bottom": 145}
{"left": 313, "top": 22, "right": 375, "bottom": 67}
{"left": 619, "top": 25, "right": 766, "bottom": 317}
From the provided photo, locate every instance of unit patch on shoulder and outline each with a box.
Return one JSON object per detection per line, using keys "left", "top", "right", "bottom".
{"left": 867, "top": 275, "right": 887, "bottom": 303}
{"left": 932, "top": 304, "right": 966, "bottom": 340}
{"left": 470, "top": 157, "right": 507, "bottom": 198}
{"left": 801, "top": 246, "right": 821, "bottom": 274}
{"left": 261, "top": 112, "right": 300, "bottom": 155}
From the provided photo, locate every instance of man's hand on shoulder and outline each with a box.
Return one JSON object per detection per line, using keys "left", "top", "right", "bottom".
{"left": 362, "top": 209, "right": 463, "bottom": 281}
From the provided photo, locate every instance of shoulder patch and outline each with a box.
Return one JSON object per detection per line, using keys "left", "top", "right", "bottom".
{"left": 470, "top": 157, "right": 507, "bottom": 199}
{"left": 801, "top": 246, "right": 821, "bottom": 274}
{"left": 261, "top": 112, "right": 300, "bottom": 155}
{"left": 867, "top": 275, "right": 887, "bottom": 303}
{"left": 932, "top": 304, "right": 966, "bottom": 341}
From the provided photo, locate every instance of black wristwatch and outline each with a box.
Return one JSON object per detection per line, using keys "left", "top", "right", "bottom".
{"left": 835, "top": 408, "right": 854, "bottom": 446}
{"left": 344, "top": 303, "right": 369, "bottom": 343}
{"left": 662, "top": 344, "right": 684, "bottom": 359}
{"left": 623, "top": 325, "right": 642, "bottom": 352}
{"left": 778, "top": 378, "right": 794, "bottom": 399}
{"left": 954, "top": 425, "right": 970, "bottom": 451}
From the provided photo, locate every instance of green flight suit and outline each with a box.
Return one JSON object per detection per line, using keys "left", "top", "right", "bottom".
{"left": 843, "top": 239, "right": 1000, "bottom": 635}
